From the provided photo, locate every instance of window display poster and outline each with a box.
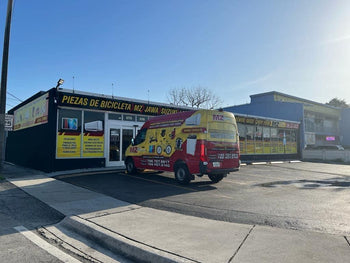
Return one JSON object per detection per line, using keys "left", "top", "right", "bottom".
{"left": 62, "top": 118, "right": 78, "bottom": 130}
{"left": 57, "top": 132, "right": 81, "bottom": 158}
{"left": 83, "top": 132, "right": 104, "bottom": 157}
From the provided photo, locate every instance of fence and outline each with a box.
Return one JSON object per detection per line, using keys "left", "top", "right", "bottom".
{"left": 302, "top": 150, "right": 350, "bottom": 162}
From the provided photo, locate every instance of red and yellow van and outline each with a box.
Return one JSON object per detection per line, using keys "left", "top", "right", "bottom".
{"left": 125, "top": 109, "right": 240, "bottom": 184}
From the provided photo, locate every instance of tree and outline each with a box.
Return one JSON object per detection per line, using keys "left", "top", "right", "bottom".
{"left": 167, "top": 86, "right": 222, "bottom": 109}
{"left": 326, "top": 98, "right": 349, "bottom": 108}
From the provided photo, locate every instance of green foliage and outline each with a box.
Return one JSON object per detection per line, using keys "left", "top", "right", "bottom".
{"left": 326, "top": 98, "right": 349, "bottom": 108}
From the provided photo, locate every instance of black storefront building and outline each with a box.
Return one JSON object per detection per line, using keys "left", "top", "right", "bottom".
{"left": 6, "top": 88, "right": 301, "bottom": 172}
{"left": 6, "top": 88, "right": 187, "bottom": 172}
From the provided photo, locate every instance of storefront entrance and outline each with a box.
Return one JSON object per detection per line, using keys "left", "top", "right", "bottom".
{"left": 106, "top": 124, "right": 136, "bottom": 167}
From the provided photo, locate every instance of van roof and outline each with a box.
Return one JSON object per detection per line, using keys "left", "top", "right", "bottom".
{"left": 143, "top": 110, "right": 196, "bottom": 129}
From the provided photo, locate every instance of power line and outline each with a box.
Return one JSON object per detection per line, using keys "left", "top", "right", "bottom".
{"left": 7, "top": 97, "right": 19, "bottom": 101}
{"left": 7, "top": 91, "right": 22, "bottom": 102}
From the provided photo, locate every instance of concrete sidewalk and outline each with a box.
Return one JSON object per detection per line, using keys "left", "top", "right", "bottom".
{"left": 1, "top": 163, "right": 350, "bottom": 263}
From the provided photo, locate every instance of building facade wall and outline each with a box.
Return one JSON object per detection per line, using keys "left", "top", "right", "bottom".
{"left": 340, "top": 108, "right": 350, "bottom": 147}
{"left": 225, "top": 91, "right": 343, "bottom": 150}
{"left": 234, "top": 114, "right": 300, "bottom": 161}
{"left": 6, "top": 89, "right": 57, "bottom": 172}
{"left": 6, "top": 88, "right": 190, "bottom": 172}
{"left": 224, "top": 100, "right": 304, "bottom": 150}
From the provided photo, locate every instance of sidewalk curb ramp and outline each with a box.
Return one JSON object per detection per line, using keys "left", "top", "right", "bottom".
{"left": 59, "top": 215, "right": 197, "bottom": 263}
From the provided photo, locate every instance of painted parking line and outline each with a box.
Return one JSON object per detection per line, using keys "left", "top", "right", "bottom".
{"left": 14, "top": 226, "right": 81, "bottom": 263}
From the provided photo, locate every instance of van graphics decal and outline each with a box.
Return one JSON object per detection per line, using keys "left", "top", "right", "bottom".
{"left": 130, "top": 146, "right": 138, "bottom": 153}
{"left": 125, "top": 109, "right": 240, "bottom": 174}
{"left": 150, "top": 120, "right": 183, "bottom": 129}
{"left": 165, "top": 145, "right": 172, "bottom": 155}
{"left": 149, "top": 145, "right": 155, "bottom": 153}
{"left": 176, "top": 138, "right": 183, "bottom": 150}
{"left": 141, "top": 156, "right": 170, "bottom": 168}
{"left": 170, "top": 128, "right": 176, "bottom": 139}
{"left": 213, "top": 114, "right": 224, "bottom": 121}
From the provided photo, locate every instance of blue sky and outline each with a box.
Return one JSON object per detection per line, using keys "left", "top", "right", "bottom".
{"left": 1, "top": 0, "right": 350, "bottom": 110}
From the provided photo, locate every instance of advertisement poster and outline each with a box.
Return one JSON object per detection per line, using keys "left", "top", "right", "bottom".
{"left": 14, "top": 93, "right": 49, "bottom": 131}
{"left": 83, "top": 132, "right": 104, "bottom": 157}
{"left": 57, "top": 117, "right": 105, "bottom": 158}
{"left": 57, "top": 132, "right": 81, "bottom": 158}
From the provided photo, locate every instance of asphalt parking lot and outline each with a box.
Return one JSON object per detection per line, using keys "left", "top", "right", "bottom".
{"left": 56, "top": 161, "right": 350, "bottom": 236}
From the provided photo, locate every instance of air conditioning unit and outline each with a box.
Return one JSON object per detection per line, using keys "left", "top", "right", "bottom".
{"left": 84, "top": 120, "right": 103, "bottom": 131}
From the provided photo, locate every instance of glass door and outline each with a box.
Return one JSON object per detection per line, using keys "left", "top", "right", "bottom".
{"left": 107, "top": 125, "right": 135, "bottom": 167}
{"left": 109, "top": 128, "right": 121, "bottom": 163}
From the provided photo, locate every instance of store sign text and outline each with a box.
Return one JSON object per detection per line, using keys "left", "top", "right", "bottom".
{"left": 59, "top": 93, "right": 184, "bottom": 116}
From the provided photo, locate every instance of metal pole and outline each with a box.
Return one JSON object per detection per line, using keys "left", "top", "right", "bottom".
{"left": 0, "top": 0, "right": 14, "bottom": 168}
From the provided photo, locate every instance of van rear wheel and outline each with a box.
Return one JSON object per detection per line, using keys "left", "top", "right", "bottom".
{"left": 208, "top": 174, "right": 224, "bottom": 183}
{"left": 125, "top": 158, "right": 137, "bottom": 174}
{"left": 175, "top": 164, "right": 191, "bottom": 185}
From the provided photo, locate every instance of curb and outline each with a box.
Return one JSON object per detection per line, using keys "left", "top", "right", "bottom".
{"left": 47, "top": 167, "right": 126, "bottom": 178}
{"left": 60, "top": 216, "right": 197, "bottom": 263}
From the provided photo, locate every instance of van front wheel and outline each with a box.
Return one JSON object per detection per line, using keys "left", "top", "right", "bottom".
{"left": 208, "top": 174, "right": 224, "bottom": 183}
{"left": 125, "top": 158, "right": 137, "bottom": 174}
{"left": 175, "top": 164, "right": 191, "bottom": 185}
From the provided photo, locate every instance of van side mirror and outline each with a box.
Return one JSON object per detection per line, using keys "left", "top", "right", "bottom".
{"left": 131, "top": 138, "right": 135, "bottom": 146}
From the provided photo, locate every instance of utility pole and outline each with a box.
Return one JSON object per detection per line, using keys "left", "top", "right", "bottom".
{"left": 0, "top": 0, "right": 14, "bottom": 168}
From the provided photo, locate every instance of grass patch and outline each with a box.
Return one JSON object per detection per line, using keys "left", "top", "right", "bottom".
{"left": 0, "top": 176, "right": 4, "bottom": 180}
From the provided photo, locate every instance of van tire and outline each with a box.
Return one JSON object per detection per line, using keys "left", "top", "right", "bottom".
{"left": 175, "top": 164, "right": 191, "bottom": 185}
{"left": 125, "top": 157, "right": 137, "bottom": 174}
{"left": 208, "top": 174, "right": 224, "bottom": 183}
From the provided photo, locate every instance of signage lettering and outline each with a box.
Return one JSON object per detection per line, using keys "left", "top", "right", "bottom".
{"left": 213, "top": 114, "right": 224, "bottom": 121}
{"left": 58, "top": 92, "right": 183, "bottom": 116}
{"left": 235, "top": 115, "right": 299, "bottom": 129}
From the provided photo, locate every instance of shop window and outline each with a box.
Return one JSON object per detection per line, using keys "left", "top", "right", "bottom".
{"left": 246, "top": 125, "right": 254, "bottom": 140}
{"left": 83, "top": 111, "right": 104, "bottom": 157}
{"left": 109, "top": 113, "right": 122, "bottom": 120}
{"left": 263, "top": 127, "right": 270, "bottom": 140}
{"left": 237, "top": 123, "right": 246, "bottom": 141}
{"left": 246, "top": 125, "right": 255, "bottom": 154}
{"left": 255, "top": 126, "right": 263, "bottom": 153}
{"left": 137, "top": 116, "right": 148, "bottom": 122}
{"left": 271, "top": 128, "right": 278, "bottom": 154}
{"left": 123, "top": 115, "right": 136, "bottom": 121}
{"left": 84, "top": 111, "right": 104, "bottom": 132}
{"left": 237, "top": 123, "right": 246, "bottom": 154}
{"left": 290, "top": 130, "right": 296, "bottom": 142}
{"left": 58, "top": 109, "right": 82, "bottom": 132}
{"left": 263, "top": 127, "right": 271, "bottom": 154}
{"left": 57, "top": 109, "right": 82, "bottom": 158}
{"left": 255, "top": 126, "right": 263, "bottom": 141}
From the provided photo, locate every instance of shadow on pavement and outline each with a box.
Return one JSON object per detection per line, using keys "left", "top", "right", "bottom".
{"left": 55, "top": 170, "right": 218, "bottom": 205}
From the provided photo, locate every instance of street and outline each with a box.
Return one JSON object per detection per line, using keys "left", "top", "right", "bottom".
{"left": 0, "top": 161, "right": 349, "bottom": 262}
{"left": 56, "top": 161, "right": 350, "bottom": 236}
